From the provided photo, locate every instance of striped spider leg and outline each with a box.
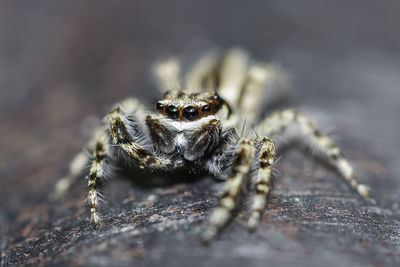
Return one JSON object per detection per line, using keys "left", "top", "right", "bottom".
{"left": 196, "top": 49, "right": 373, "bottom": 242}
{"left": 89, "top": 98, "right": 175, "bottom": 226}
{"left": 257, "top": 109, "right": 373, "bottom": 201}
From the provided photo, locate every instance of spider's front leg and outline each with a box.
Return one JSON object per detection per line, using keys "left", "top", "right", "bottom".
{"left": 87, "top": 99, "right": 174, "bottom": 227}
{"left": 202, "top": 138, "right": 256, "bottom": 244}
{"left": 108, "top": 105, "right": 173, "bottom": 170}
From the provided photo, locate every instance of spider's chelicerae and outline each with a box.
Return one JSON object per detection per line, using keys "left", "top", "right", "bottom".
{"left": 54, "top": 48, "right": 373, "bottom": 243}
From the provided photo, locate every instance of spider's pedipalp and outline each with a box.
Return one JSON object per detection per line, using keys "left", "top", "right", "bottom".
{"left": 183, "top": 119, "right": 221, "bottom": 161}
{"left": 145, "top": 115, "right": 176, "bottom": 154}
{"left": 204, "top": 129, "right": 240, "bottom": 180}
{"left": 202, "top": 138, "right": 255, "bottom": 244}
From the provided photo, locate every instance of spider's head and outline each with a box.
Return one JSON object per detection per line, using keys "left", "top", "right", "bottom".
{"left": 154, "top": 91, "right": 226, "bottom": 122}
{"left": 148, "top": 90, "right": 230, "bottom": 159}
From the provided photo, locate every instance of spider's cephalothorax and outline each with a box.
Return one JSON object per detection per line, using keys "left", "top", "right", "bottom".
{"left": 53, "top": 48, "right": 374, "bottom": 243}
{"left": 146, "top": 91, "right": 230, "bottom": 161}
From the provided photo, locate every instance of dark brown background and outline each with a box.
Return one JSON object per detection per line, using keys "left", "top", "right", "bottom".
{"left": 1, "top": 1, "right": 400, "bottom": 266}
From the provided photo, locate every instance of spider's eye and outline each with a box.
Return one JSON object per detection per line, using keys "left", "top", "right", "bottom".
{"left": 182, "top": 106, "right": 199, "bottom": 121}
{"left": 202, "top": 105, "right": 211, "bottom": 114}
{"left": 156, "top": 102, "right": 163, "bottom": 112}
{"left": 213, "top": 93, "right": 220, "bottom": 101}
{"left": 166, "top": 105, "right": 179, "bottom": 120}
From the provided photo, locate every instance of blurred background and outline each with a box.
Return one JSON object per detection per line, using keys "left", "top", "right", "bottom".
{"left": 1, "top": 1, "right": 400, "bottom": 266}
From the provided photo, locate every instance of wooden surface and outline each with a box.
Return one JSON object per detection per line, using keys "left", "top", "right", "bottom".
{"left": 1, "top": 1, "right": 400, "bottom": 266}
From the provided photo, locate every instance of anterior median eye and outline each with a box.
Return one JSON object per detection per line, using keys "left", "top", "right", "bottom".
{"left": 166, "top": 105, "right": 179, "bottom": 120}
{"left": 202, "top": 105, "right": 211, "bottom": 114}
{"left": 183, "top": 106, "right": 199, "bottom": 121}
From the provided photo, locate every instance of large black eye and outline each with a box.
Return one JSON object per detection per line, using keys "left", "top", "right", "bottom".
{"left": 182, "top": 106, "right": 199, "bottom": 121}
{"left": 202, "top": 105, "right": 211, "bottom": 114}
{"left": 156, "top": 102, "right": 163, "bottom": 112}
{"left": 166, "top": 105, "right": 179, "bottom": 120}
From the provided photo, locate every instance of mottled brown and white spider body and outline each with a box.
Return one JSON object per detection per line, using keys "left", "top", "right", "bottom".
{"left": 53, "top": 48, "right": 373, "bottom": 243}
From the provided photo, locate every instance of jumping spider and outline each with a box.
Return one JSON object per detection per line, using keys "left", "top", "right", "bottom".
{"left": 53, "top": 48, "right": 373, "bottom": 243}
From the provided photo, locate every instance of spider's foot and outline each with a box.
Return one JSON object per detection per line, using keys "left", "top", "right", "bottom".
{"left": 357, "top": 184, "right": 377, "bottom": 204}
{"left": 247, "top": 211, "right": 261, "bottom": 232}
{"left": 49, "top": 176, "right": 72, "bottom": 201}
{"left": 202, "top": 226, "right": 218, "bottom": 246}
{"left": 366, "top": 197, "right": 377, "bottom": 205}
{"left": 357, "top": 184, "right": 371, "bottom": 198}
{"left": 90, "top": 212, "right": 102, "bottom": 229}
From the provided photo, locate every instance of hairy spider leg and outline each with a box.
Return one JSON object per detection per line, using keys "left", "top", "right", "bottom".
{"left": 185, "top": 50, "right": 221, "bottom": 93}
{"left": 87, "top": 130, "right": 109, "bottom": 226}
{"left": 52, "top": 48, "right": 375, "bottom": 244}
{"left": 217, "top": 49, "right": 249, "bottom": 109}
{"left": 87, "top": 98, "right": 176, "bottom": 227}
{"left": 186, "top": 49, "right": 290, "bottom": 125}
{"left": 258, "top": 109, "right": 373, "bottom": 201}
{"left": 51, "top": 126, "right": 109, "bottom": 200}
{"left": 108, "top": 101, "right": 173, "bottom": 170}
{"left": 154, "top": 58, "right": 182, "bottom": 93}
{"left": 247, "top": 137, "right": 276, "bottom": 231}
{"left": 239, "top": 63, "right": 291, "bottom": 126}
{"left": 202, "top": 138, "right": 255, "bottom": 244}
{"left": 50, "top": 150, "right": 90, "bottom": 200}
